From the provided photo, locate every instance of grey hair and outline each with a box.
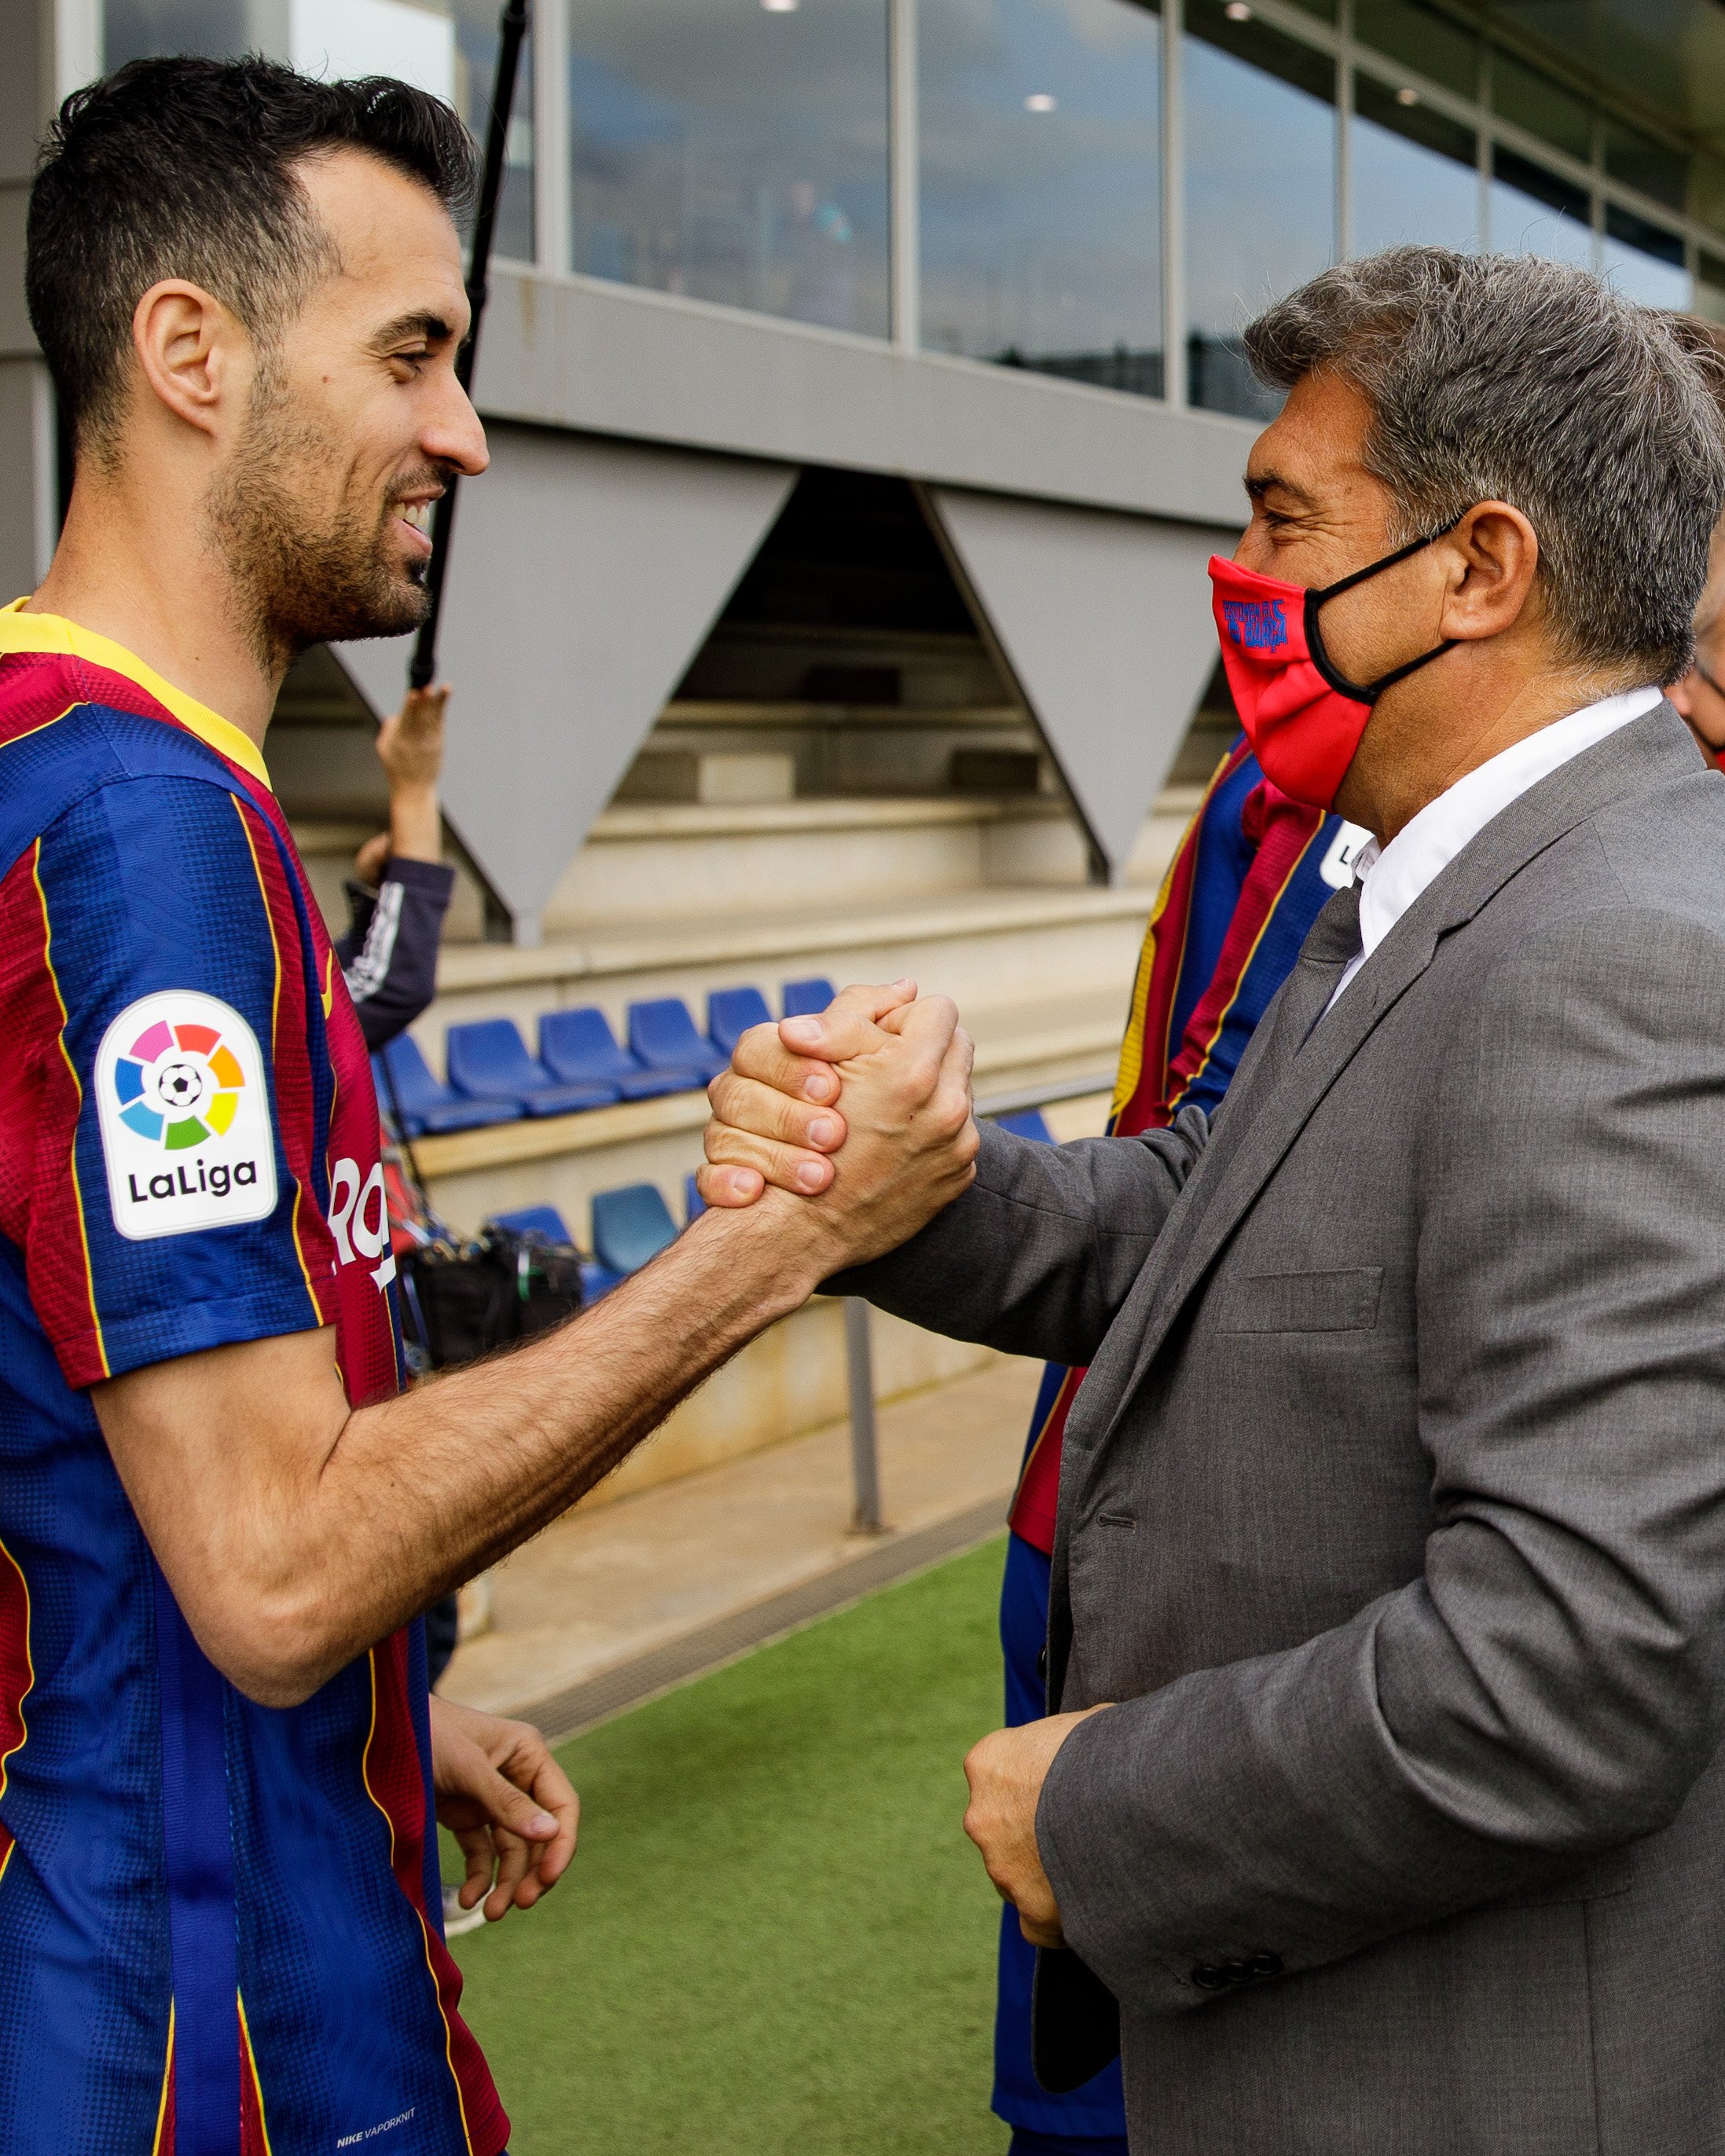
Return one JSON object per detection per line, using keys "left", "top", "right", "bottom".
{"left": 1243, "top": 248, "right": 1725, "bottom": 685}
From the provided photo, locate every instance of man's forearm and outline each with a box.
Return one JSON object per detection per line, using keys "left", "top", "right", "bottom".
{"left": 368, "top": 1203, "right": 809, "bottom": 1572}
{"left": 387, "top": 779, "right": 441, "bottom": 862}
{"left": 100, "top": 1194, "right": 829, "bottom": 1704}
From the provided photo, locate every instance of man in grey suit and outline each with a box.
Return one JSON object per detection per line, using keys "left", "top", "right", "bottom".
{"left": 697, "top": 248, "right": 1725, "bottom": 2151}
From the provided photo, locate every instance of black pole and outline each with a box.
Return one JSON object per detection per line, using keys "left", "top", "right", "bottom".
{"left": 409, "top": 0, "right": 530, "bottom": 691}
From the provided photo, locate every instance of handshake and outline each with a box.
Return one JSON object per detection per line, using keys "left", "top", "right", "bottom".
{"left": 695, "top": 977, "right": 983, "bottom": 1273}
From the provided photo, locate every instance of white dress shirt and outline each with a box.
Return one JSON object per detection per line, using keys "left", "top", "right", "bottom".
{"left": 1327, "top": 684, "right": 1664, "bottom": 1010}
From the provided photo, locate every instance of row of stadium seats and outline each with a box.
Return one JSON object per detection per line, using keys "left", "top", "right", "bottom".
{"left": 373, "top": 977, "right": 838, "bottom": 1138}
{"left": 483, "top": 1107, "right": 1055, "bottom": 1303}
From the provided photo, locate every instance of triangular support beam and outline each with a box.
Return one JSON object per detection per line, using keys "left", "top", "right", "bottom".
{"left": 334, "top": 425, "right": 797, "bottom": 944}
{"left": 920, "top": 485, "right": 1240, "bottom": 884}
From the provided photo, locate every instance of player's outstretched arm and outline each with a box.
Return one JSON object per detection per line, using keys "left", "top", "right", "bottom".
{"left": 90, "top": 994, "right": 976, "bottom": 1709}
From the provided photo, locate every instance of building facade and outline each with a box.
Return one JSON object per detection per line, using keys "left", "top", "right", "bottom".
{"left": 9, "top": 1, "right": 1723, "bottom": 946}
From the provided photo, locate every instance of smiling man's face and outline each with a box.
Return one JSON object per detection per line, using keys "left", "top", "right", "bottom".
{"left": 204, "top": 145, "right": 488, "bottom": 666}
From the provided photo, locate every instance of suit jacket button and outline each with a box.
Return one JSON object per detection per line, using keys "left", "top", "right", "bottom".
{"left": 1191, "top": 1964, "right": 1230, "bottom": 1992}
{"left": 1249, "top": 1952, "right": 1283, "bottom": 1978}
{"left": 1221, "top": 1960, "right": 1253, "bottom": 1986}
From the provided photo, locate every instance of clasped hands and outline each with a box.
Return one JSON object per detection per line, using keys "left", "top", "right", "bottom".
{"left": 698, "top": 979, "right": 1102, "bottom": 1948}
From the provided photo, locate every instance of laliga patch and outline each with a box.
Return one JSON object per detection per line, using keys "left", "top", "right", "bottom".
{"left": 94, "top": 990, "right": 277, "bottom": 1240}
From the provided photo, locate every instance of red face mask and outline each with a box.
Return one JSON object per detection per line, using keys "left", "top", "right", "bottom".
{"left": 1208, "top": 526, "right": 1459, "bottom": 808}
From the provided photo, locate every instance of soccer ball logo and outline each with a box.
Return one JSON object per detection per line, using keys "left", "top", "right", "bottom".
{"left": 157, "top": 1060, "right": 209, "bottom": 1113}
{"left": 112, "top": 1018, "right": 248, "bottom": 1150}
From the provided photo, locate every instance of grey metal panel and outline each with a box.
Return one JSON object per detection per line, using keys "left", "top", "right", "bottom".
{"left": 2, "top": 0, "right": 47, "bottom": 363}
{"left": 0, "top": 358, "right": 52, "bottom": 596}
{"left": 479, "top": 266, "right": 1256, "bottom": 529}
{"left": 332, "top": 424, "right": 795, "bottom": 943}
{"left": 927, "top": 486, "right": 1239, "bottom": 882}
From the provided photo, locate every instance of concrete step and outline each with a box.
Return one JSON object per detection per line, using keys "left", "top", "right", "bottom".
{"left": 419, "top": 881, "right": 1154, "bottom": 1055}
{"left": 544, "top": 795, "right": 1089, "bottom": 928}
{"left": 289, "top": 785, "right": 1204, "bottom": 948}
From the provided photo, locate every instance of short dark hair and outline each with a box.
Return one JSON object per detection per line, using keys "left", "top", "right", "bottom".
{"left": 28, "top": 55, "right": 478, "bottom": 458}
{"left": 1244, "top": 247, "right": 1725, "bottom": 686}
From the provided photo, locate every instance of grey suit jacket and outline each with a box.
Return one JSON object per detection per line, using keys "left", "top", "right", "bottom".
{"left": 840, "top": 706, "right": 1725, "bottom": 2154}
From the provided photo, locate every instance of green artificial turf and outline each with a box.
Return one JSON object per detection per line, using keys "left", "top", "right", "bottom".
{"left": 444, "top": 1536, "right": 1015, "bottom": 2156}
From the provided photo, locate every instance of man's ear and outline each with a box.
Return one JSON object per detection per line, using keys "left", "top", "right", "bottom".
{"left": 131, "top": 279, "right": 251, "bottom": 441}
{"left": 1437, "top": 500, "right": 1541, "bottom": 644}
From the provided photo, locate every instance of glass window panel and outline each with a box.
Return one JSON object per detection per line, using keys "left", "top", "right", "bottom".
{"left": 1696, "top": 251, "right": 1725, "bottom": 329}
{"left": 1601, "top": 202, "right": 1690, "bottom": 309}
{"left": 105, "top": 0, "right": 288, "bottom": 67}
{"left": 1488, "top": 48, "right": 1591, "bottom": 163}
{"left": 1353, "top": 0, "right": 1476, "bottom": 100}
{"left": 1184, "top": 0, "right": 1335, "bottom": 420}
{"left": 102, "top": 0, "right": 534, "bottom": 261}
{"left": 452, "top": 0, "right": 534, "bottom": 262}
{"left": 567, "top": 0, "right": 890, "bottom": 339}
{"left": 919, "top": 0, "right": 1163, "bottom": 399}
{"left": 1602, "top": 119, "right": 1687, "bottom": 214}
{"left": 1352, "top": 75, "right": 1478, "bottom": 255}
{"left": 1491, "top": 2, "right": 1690, "bottom": 127}
{"left": 1488, "top": 144, "right": 1593, "bottom": 266}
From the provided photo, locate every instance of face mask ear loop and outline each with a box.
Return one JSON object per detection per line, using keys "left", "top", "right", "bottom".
{"left": 1305, "top": 515, "right": 1464, "bottom": 701}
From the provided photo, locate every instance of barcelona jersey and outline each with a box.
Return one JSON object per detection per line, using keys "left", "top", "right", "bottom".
{"left": 0, "top": 604, "right": 507, "bottom": 2155}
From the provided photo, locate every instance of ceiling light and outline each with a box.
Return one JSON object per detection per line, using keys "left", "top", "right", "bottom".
{"left": 1025, "top": 91, "right": 1058, "bottom": 112}
{"left": 1396, "top": 85, "right": 1419, "bottom": 105}
{"left": 762, "top": 0, "right": 799, "bottom": 12}
{"left": 1224, "top": 2, "right": 1253, "bottom": 19}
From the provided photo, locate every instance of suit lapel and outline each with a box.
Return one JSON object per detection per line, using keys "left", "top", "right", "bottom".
{"left": 1081, "top": 702, "right": 1701, "bottom": 1452}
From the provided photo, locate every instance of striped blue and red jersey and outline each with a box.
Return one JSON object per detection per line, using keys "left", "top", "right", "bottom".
{"left": 1009, "top": 739, "right": 1363, "bottom": 1553}
{"left": 0, "top": 603, "right": 507, "bottom": 2155}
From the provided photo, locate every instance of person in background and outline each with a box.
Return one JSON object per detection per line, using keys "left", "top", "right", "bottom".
{"left": 993, "top": 742, "right": 1365, "bottom": 2156}
{"left": 339, "top": 680, "right": 457, "bottom": 1049}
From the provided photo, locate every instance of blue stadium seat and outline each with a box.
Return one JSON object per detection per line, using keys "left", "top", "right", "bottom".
{"left": 684, "top": 1172, "right": 707, "bottom": 1223}
{"left": 372, "top": 1036, "right": 523, "bottom": 1137}
{"left": 490, "top": 1202, "right": 621, "bottom": 1302}
{"left": 707, "top": 985, "right": 773, "bottom": 1057}
{"left": 488, "top": 1204, "right": 574, "bottom": 1243}
{"left": 780, "top": 976, "right": 837, "bottom": 1018}
{"left": 626, "top": 998, "right": 727, "bottom": 1083}
{"left": 446, "top": 1019, "right": 619, "bottom": 1116}
{"left": 996, "top": 1107, "right": 1055, "bottom": 1143}
{"left": 591, "top": 1182, "right": 680, "bottom": 1277}
{"left": 539, "top": 1007, "right": 697, "bottom": 1100}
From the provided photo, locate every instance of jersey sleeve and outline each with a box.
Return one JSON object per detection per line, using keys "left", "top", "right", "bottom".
{"left": 0, "top": 774, "right": 335, "bottom": 1388}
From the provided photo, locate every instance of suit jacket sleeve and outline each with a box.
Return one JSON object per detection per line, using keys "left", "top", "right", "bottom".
{"left": 1036, "top": 905, "right": 1725, "bottom": 2013}
{"left": 828, "top": 1106, "right": 1212, "bottom": 1369}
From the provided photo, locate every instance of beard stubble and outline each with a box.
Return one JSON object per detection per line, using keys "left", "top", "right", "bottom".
{"left": 205, "top": 379, "right": 445, "bottom": 673}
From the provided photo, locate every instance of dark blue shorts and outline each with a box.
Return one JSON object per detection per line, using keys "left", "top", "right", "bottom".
{"left": 993, "top": 1531, "right": 1129, "bottom": 2150}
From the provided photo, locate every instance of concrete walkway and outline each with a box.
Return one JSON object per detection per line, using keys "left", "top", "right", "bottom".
{"left": 439, "top": 1352, "right": 1043, "bottom": 1736}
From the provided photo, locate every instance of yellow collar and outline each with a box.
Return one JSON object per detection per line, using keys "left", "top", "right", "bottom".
{"left": 0, "top": 600, "right": 271, "bottom": 788}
